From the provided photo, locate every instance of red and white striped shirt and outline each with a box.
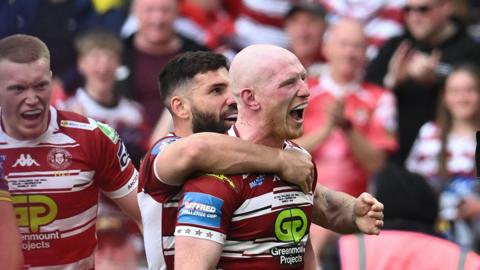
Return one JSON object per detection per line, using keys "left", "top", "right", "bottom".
{"left": 2, "top": 107, "right": 138, "bottom": 269}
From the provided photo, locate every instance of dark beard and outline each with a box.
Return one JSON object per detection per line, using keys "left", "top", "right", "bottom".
{"left": 191, "top": 107, "right": 229, "bottom": 134}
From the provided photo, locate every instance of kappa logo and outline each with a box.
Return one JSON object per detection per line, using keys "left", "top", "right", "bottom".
{"left": 13, "top": 154, "right": 40, "bottom": 167}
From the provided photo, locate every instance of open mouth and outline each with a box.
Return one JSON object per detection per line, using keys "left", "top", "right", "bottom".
{"left": 224, "top": 112, "right": 238, "bottom": 124}
{"left": 21, "top": 109, "right": 42, "bottom": 121}
{"left": 289, "top": 103, "right": 307, "bottom": 122}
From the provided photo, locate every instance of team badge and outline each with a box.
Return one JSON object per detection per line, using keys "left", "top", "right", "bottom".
{"left": 47, "top": 148, "right": 73, "bottom": 169}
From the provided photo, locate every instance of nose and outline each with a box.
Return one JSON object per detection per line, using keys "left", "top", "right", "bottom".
{"left": 24, "top": 89, "right": 39, "bottom": 105}
{"left": 298, "top": 80, "right": 310, "bottom": 98}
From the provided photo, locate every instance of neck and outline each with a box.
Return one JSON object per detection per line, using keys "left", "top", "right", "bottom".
{"left": 330, "top": 67, "right": 356, "bottom": 85}
{"left": 134, "top": 34, "right": 181, "bottom": 55}
{"left": 234, "top": 115, "right": 284, "bottom": 149}
{"left": 428, "top": 21, "right": 456, "bottom": 45}
{"left": 450, "top": 118, "right": 476, "bottom": 137}
{"left": 173, "top": 120, "right": 194, "bottom": 138}
{"left": 84, "top": 84, "right": 116, "bottom": 106}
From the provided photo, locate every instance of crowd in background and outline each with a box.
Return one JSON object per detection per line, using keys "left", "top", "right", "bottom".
{"left": 2, "top": 0, "right": 480, "bottom": 269}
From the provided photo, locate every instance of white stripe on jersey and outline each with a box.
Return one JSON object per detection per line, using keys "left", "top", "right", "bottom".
{"left": 18, "top": 204, "right": 97, "bottom": 235}
{"left": 7, "top": 170, "right": 95, "bottom": 193}
{"left": 27, "top": 254, "right": 94, "bottom": 270}
{"left": 175, "top": 225, "right": 226, "bottom": 245}
{"left": 61, "top": 218, "right": 97, "bottom": 238}
{"left": 103, "top": 170, "right": 139, "bottom": 199}
{"left": 138, "top": 191, "right": 168, "bottom": 270}
{"left": 243, "top": 0, "right": 291, "bottom": 17}
{"left": 232, "top": 189, "right": 313, "bottom": 221}
{"left": 222, "top": 235, "right": 308, "bottom": 257}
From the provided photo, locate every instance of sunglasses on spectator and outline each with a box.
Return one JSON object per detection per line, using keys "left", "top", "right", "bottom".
{"left": 403, "top": 4, "right": 435, "bottom": 14}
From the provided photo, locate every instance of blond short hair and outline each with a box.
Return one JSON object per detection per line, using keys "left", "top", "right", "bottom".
{"left": 0, "top": 34, "right": 50, "bottom": 64}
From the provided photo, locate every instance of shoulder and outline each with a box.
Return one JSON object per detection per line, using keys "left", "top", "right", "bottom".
{"left": 149, "top": 135, "right": 182, "bottom": 156}
{"left": 185, "top": 172, "right": 241, "bottom": 194}
{"left": 417, "top": 122, "right": 440, "bottom": 139}
{"left": 285, "top": 140, "right": 311, "bottom": 157}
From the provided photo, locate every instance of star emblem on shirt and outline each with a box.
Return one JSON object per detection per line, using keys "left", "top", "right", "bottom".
{"left": 185, "top": 228, "right": 191, "bottom": 234}
{"left": 195, "top": 230, "right": 202, "bottom": 236}
{"left": 206, "top": 232, "right": 213, "bottom": 238}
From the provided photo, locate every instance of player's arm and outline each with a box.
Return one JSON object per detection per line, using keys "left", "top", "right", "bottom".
{"left": 312, "top": 185, "right": 384, "bottom": 234}
{"left": 175, "top": 237, "right": 222, "bottom": 270}
{"left": 174, "top": 174, "right": 237, "bottom": 269}
{"left": 111, "top": 189, "right": 143, "bottom": 233}
{"left": 0, "top": 195, "right": 24, "bottom": 270}
{"left": 156, "top": 132, "right": 314, "bottom": 192}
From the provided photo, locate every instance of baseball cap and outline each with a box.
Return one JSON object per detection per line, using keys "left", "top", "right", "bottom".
{"left": 285, "top": 2, "right": 327, "bottom": 20}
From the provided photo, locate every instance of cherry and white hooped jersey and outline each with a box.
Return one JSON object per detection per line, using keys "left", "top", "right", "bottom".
{"left": 405, "top": 122, "right": 476, "bottom": 181}
{"left": 175, "top": 127, "right": 316, "bottom": 269}
{"left": 138, "top": 133, "right": 182, "bottom": 270}
{"left": 0, "top": 107, "right": 138, "bottom": 269}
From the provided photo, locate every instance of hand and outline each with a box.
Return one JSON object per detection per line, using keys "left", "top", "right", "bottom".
{"left": 354, "top": 192, "right": 384, "bottom": 235}
{"left": 458, "top": 197, "right": 480, "bottom": 219}
{"left": 384, "top": 41, "right": 411, "bottom": 89}
{"left": 278, "top": 148, "right": 315, "bottom": 194}
{"left": 326, "top": 98, "right": 345, "bottom": 128}
{"left": 406, "top": 49, "right": 441, "bottom": 85}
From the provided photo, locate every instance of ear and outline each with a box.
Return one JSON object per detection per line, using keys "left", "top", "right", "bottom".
{"left": 170, "top": 96, "right": 191, "bottom": 119}
{"left": 240, "top": 88, "right": 260, "bottom": 110}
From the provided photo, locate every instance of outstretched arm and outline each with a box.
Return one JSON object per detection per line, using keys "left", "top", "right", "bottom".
{"left": 156, "top": 132, "right": 314, "bottom": 192}
{"left": 312, "top": 185, "right": 384, "bottom": 234}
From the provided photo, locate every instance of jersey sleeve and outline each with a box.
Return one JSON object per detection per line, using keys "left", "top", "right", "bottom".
{"left": 175, "top": 173, "right": 240, "bottom": 245}
{"left": 91, "top": 120, "right": 138, "bottom": 199}
{"left": 138, "top": 136, "right": 183, "bottom": 202}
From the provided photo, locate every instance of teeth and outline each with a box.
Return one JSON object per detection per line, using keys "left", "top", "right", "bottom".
{"left": 23, "top": 110, "right": 41, "bottom": 115}
{"left": 291, "top": 103, "right": 308, "bottom": 111}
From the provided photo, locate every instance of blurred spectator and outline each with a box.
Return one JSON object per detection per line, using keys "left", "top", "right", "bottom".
{"left": 284, "top": 2, "right": 327, "bottom": 75}
{"left": 319, "top": 0, "right": 406, "bottom": 60}
{"left": 174, "top": 0, "right": 235, "bottom": 50}
{"left": 95, "top": 215, "right": 145, "bottom": 270}
{"left": 59, "top": 29, "right": 150, "bottom": 168}
{"left": 406, "top": 64, "right": 480, "bottom": 249}
{"left": 116, "top": 0, "right": 207, "bottom": 128}
{"left": 295, "top": 18, "right": 397, "bottom": 267}
{"left": 231, "top": 0, "right": 296, "bottom": 48}
{"left": 333, "top": 163, "right": 480, "bottom": 270}
{"left": 10, "top": 0, "right": 129, "bottom": 93}
{"left": 366, "top": 0, "right": 480, "bottom": 166}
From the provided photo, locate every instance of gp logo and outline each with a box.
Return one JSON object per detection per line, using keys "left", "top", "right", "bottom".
{"left": 275, "top": 208, "right": 307, "bottom": 244}
{"left": 12, "top": 195, "right": 58, "bottom": 233}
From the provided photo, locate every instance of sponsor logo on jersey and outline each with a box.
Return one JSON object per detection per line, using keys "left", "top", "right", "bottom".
{"left": 12, "top": 194, "right": 65, "bottom": 250}
{"left": 275, "top": 208, "right": 307, "bottom": 244}
{"left": 96, "top": 121, "right": 119, "bottom": 143}
{"left": 151, "top": 136, "right": 179, "bottom": 155}
{"left": 13, "top": 154, "right": 40, "bottom": 167}
{"left": 271, "top": 208, "right": 307, "bottom": 265}
{"left": 13, "top": 194, "right": 58, "bottom": 233}
{"left": 249, "top": 175, "right": 265, "bottom": 188}
{"left": 60, "top": 120, "right": 96, "bottom": 130}
{"left": 47, "top": 148, "right": 72, "bottom": 169}
{"left": 178, "top": 192, "right": 223, "bottom": 228}
{"left": 117, "top": 140, "right": 130, "bottom": 172}
{"left": 205, "top": 173, "right": 237, "bottom": 191}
